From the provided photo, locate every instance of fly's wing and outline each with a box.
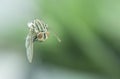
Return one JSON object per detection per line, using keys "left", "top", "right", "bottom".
{"left": 25, "top": 31, "right": 33, "bottom": 63}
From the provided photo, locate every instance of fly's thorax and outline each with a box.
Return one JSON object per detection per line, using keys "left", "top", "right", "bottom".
{"left": 37, "top": 31, "right": 49, "bottom": 42}
{"left": 34, "top": 19, "right": 48, "bottom": 33}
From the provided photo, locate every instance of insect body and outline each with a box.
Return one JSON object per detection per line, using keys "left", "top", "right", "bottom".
{"left": 25, "top": 19, "right": 49, "bottom": 63}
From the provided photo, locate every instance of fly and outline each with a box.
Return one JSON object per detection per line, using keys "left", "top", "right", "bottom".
{"left": 25, "top": 19, "right": 61, "bottom": 63}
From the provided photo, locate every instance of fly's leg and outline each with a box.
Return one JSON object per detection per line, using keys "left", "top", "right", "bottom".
{"left": 33, "top": 36, "right": 37, "bottom": 42}
{"left": 50, "top": 31, "right": 61, "bottom": 43}
{"left": 54, "top": 33, "right": 61, "bottom": 43}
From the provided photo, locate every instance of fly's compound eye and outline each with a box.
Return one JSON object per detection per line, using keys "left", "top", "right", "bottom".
{"left": 37, "top": 32, "right": 44, "bottom": 41}
{"left": 37, "top": 32, "right": 49, "bottom": 42}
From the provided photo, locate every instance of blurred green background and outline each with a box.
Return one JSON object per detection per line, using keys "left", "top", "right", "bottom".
{"left": 0, "top": 0, "right": 120, "bottom": 79}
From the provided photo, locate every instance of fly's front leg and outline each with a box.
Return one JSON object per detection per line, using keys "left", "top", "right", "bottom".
{"left": 33, "top": 35, "right": 37, "bottom": 42}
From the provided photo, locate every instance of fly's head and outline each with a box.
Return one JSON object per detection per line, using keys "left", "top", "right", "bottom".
{"left": 37, "top": 31, "right": 49, "bottom": 42}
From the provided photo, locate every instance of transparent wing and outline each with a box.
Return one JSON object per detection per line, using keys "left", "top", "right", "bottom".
{"left": 25, "top": 31, "right": 33, "bottom": 63}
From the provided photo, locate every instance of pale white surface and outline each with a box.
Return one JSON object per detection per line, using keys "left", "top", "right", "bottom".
{"left": 0, "top": 50, "right": 27, "bottom": 79}
{"left": 0, "top": 0, "right": 39, "bottom": 36}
